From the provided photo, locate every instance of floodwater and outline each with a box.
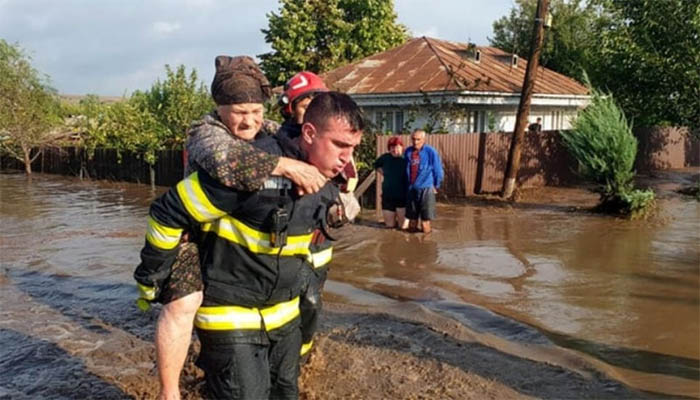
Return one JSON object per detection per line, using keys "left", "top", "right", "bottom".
{"left": 1, "top": 171, "right": 698, "bottom": 398}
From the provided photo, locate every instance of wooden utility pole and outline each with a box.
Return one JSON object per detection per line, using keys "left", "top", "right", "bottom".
{"left": 502, "top": 0, "right": 549, "bottom": 199}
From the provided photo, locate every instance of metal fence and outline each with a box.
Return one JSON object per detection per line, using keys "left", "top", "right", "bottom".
{"left": 375, "top": 127, "right": 698, "bottom": 199}
{"left": 0, "top": 147, "right": 185, "bottom": 187}
{"left": 1, "top": 127, "right": 696, "bottom": 200}
{"left": 376, "top": 130, "right": 578, "bottom": 199}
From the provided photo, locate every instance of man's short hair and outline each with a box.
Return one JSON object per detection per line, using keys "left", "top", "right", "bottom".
{"left": 303, "top": 92, "right": 365, "bottom": 134}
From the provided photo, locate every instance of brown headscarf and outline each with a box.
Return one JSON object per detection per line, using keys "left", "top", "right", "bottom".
{"left": 211, "top": 55, "right": 271, "bottom": 105}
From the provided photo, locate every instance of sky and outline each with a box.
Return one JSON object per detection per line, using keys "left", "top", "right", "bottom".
{"left": 0, "top": 0, "right": 516, "bottom": 96}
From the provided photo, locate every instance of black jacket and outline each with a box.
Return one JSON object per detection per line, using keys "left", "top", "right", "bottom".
{"left": 134, "top": 135, "right": 338, "bottom": 308}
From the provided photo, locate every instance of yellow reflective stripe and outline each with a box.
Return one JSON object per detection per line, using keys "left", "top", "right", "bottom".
{"left": 145, "top": 216, "right": 182, "bottom": 250}
{"left": 137, "top": 283, "right": 156, "bottom": 300}
{"left": 195, "top": 306, "right": 263, "bottom": 330}
{"left": 260, "top": 296, "right": 300, "bottom": 329}
{"left": 300, "top": 340, "right": 313, "bottom": 356}
{"left": 176, "top": 172, "right": 226, "bottom": 222}
{"left": 201, "top": 216, "right": 313, "bottom": 256}
{"left": 194, "top": 297, "right": 300, "bottom": 331}
{"left": 309, "top": 247, "right": 333, "bottom": 269}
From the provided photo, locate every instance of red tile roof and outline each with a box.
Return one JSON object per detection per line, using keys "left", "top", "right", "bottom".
{"left": 323, "top": 36, "right": 588, "bottom": 96}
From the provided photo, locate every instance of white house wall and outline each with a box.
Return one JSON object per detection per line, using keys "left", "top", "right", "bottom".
{"left": 353, "top": 91, "right": 588, "bottom": 134}
{"left": 363, "top": 105, "right": 580, "bottom": 134}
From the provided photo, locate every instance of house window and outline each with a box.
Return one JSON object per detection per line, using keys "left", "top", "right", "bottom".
{"left": 551, "top": 111, "right": 563, "bottom": 129}
{"left": 395, "top": 111, "right": 404, "bottom": 132}
{"left": 374, "top": 110, "right": 404, "bottom": 133}
{"left": 465, "top": 110, "right": 485, "bottom": 133}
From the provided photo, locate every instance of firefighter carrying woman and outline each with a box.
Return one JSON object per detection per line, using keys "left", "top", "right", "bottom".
{"left": 134, "top": 55, "right": 362, "bottom": 399}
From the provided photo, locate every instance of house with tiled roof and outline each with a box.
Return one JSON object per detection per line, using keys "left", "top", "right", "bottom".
{"left": 322, "top": 36, "right": 590, "bottom": 133}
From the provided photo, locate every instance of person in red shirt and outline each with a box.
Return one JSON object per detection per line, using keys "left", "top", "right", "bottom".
{"left": 374, "top": 136, "right": 409, "bottom": 229}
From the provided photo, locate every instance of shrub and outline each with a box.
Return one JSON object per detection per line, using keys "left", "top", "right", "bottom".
{"left": 561, "top": 76, "right": 655, "bottom": 216}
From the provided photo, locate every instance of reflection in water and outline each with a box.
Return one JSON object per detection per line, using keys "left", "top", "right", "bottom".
{"left": 2, "top": 172, "right": 699, "bottom": 398}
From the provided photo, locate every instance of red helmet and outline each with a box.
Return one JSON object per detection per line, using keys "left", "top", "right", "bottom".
{"left": 279, "top": 71, "right": 328, "bottom": 117}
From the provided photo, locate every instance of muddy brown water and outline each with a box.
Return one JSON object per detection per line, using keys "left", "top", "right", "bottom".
{"left": 1, "top": 171, "right": 698, "bottom": 399}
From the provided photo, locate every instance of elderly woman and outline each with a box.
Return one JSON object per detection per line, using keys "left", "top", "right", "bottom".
{"left": 374, "top": 136, "right": 409, "bottom": 229}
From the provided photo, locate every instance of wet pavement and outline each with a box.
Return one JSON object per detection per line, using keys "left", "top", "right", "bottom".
{"left": 1, "top": 171, "right": 698, "bottom": 398}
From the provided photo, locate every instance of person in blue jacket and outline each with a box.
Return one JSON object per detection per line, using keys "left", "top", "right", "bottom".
{"left": 404, "top": 129, "right": 443, "bottom": 234}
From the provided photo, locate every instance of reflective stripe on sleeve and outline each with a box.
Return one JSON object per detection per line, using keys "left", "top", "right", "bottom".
{"left": 194, "top": 296, "right": 300, "bottom": 331}
{"left": 308, "top": 247, "right": 333, "bottom": 269}
{"left": 137, "top": 283, "right": 157, "bottom": 301}
{"left": 201, "top": 217, "right": 313, "bottom": 256}
{"left": 176, "top": 172, "right": 227, "bottom": 222}
{"left": 145, "top": 216, "right": 183, "bottom": 250}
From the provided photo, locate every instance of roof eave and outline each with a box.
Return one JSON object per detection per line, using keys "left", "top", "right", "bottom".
{"left": 349, "top": 91, "right": 591, "bottom": 107}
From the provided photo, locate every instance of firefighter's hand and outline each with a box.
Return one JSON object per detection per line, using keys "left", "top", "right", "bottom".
{"left": 274, "top": 157, "right": 327, "bottom": 195}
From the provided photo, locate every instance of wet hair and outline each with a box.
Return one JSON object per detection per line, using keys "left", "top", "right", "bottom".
{"left": 303, "top": 91, "right": 365, "bottom": 134}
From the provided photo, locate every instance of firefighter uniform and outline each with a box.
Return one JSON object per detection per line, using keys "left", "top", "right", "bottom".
{"left": 274, "top": 123, "right": 344, "bottom": 359}
{"left": 299, "top": 231, "right": 332, "bottom": 357}
{"left": 135, "top": 135, "right": 338, "bottom": 399}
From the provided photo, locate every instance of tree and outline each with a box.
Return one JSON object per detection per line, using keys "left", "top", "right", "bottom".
{"left": 490, "top": 0, "right": 606, "bottom": 82}
{"left": 591, "top": 0, "right": 700, "bottom": 131}
{"left": 491, "top": 0, "right": 700, "bottom": 132}
{"left": 0, "top": 40, "right": 62, "bottom": 174}
{"left": 260, "top": 0, "right": 408, "bottom": 86}
{"left": 73, "top": 64, "right": 212, "bottom": 166}
{"left": 92, "top": 99, "right": 167, "bottom": 166}
{"left": 338, "top": 0, "right": 410, "bottom": 62}
{"left": 560, "top": 77, "right": 654, "bottom": 217}
{"left": 130, "top": 64, "right": 213, "bottom": 148}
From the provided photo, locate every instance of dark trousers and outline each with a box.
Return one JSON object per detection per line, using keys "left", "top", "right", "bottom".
{"left": 300, "top": 267, "right": 328, "bottom": 345}
{"left": 196, "top": 328, "right": 302, "bottom": 399}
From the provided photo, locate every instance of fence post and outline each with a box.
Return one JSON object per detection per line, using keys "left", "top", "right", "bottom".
{"left": 149, "top": 165, "right": 156, "bottom": 190}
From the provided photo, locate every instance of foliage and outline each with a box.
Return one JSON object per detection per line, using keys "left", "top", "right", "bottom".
{"left": 354, "top": 125, "right": 378, "bottom": 178}
{"left": 130, "top": 65, "right": 213, "bottom": 148}
{"left": 337, "top": 0, "right": 410, "bottom": 62}
{"left": 260, "top": 0, "right": 408, "bottom": 86}
{"left": 490, "top": 0, "right": 700, "bottom": 134}
{"left": 64, "top": 94, "right": 108, "bottom": 153}
{"left": 91, "top": 99, "right": 168, "bottom": 165}
{"left": 0, "top": 39, "right": 62, "bottom": 173}
{"left": 590, "top": 0, "right": 700, "bottom": 133}
{"left": 1, "top": 41, "right": 213, "bottom": 169}
{"left": 490, "top": 0, "right": 606, "bottom": 82}
{"left": 68, "top": 65, "right": 212, "bottom": 165}
{"left": 560, "top": 77, "right": 655, "bottom": 216}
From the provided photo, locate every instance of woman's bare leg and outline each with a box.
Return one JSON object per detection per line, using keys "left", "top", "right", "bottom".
{"left": 396, "top": 208, "right": 408, "bottom": 230}
{"left": 155, "top": 291, "right": 203, "bottom": 400}
{"left": 382, "top": 210, "right": 397, "bottom": 228}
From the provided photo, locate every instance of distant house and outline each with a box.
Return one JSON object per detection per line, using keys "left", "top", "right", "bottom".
{"left": 322, "top": 36, "right": 589, "bottom": 134}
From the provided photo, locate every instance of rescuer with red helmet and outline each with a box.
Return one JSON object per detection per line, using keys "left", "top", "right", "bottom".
{"left": 280, "top": 71, "right": 329, "bottom": 126}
